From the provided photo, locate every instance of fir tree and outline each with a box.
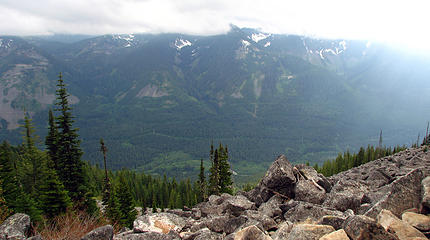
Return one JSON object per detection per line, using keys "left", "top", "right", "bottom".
{"left": 208, "top": 149, "right": 220, "bottom": 196}
{"left": 218, "top": 144, "right": 233, "bottom": 194}
{"left": 100, "top": 138, "right": 111, "bottom": 205}
{"left": 197, "top": 158, "right": 206, "bottom": 202}
{"left": 117, "top": 174, "right": 136, "bottom": 228}
{"left": 54, "top": 73, "right": 86, "bottom": 203}
{"left": 105, "top": 188, "right": 121, "bottom": 225}
{"left": 38, "top": 162, "right": 71, "bottom": 218}
{"left": 45, "top": 109, "right": 59, "bottom": 170}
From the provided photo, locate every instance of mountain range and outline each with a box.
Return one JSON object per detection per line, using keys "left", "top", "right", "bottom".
{"left": 1, "top": 26, "right": 429, "bottom": 181}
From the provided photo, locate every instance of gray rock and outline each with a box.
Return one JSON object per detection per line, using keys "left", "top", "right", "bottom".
{"left": 365, "top": 168, "right": 424, "bottom": 218}
{"left": 258, "top": 155, "right": 296, "bottom": 202}
{"left": 272, "top": 221, "right": 293, "bottom": 240}
{"left": 323, "top": 180, "right": 368, "bottom": 212}
{"left": 421, "top": 176, "right": 430, "bottom": 213}
{"left": 81, "top": 225, "right": 114, "bottom": 240}
{"left": 286, "top": 224, "right": 335, "bottom": 240}
{"left": 283, "top": 201, "right": 344, "bottom": 223}
{"left": 258, "top": 195, "right": 283, "bottom": 219}
{"left": 26, "top": 236, "right": 43, "bottom": 240}
{"left": 219, "top": 195, "right": 255, "bottom": 216}
{"left": 182, "top": 228, "right": 222, "bottom": 240}
{"left": 243, "top": 210, "right": 277, "bottom": 231}
{"left": 205, "top": 215, "right": 248, "bottom": 234}
{"left": 226, "top": 225, "right": 272, "bottom": 240}
{"left": 294, "top": 164, "right": 332, "bottom": 193}
{"left": 343, "top": 215, "right": 399, "bottom": 240}
{"left": 0, "top": 213, "right": 30, "bottom": 240}
{"left": 166, "top": 209, "right": 192, "bottom": 218}
{"left": 114, "top": 231, "right": 180, "bottom": 240}
{"left": 294, "top": 179, "right": 326, "bottom": 204}
{"left": 402, "top": 211, "right": 430, "bottom": 231}
{"left": 377, "top": 209, "right": 426, "bottom": 240}
{"left": 317, "top": 215, "right": 346, "bottom": 230}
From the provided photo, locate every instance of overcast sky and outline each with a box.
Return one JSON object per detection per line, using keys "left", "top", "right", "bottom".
{"left": 1, "top": 0, "right": 430, "bottom": 51}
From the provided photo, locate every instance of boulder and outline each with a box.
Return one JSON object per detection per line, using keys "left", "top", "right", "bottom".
{"left": 219, "top": 195, "right": 255, "bottom": 216}
{"left": 166, "top": 209, "right": 192, "bottom": 218}
{"left": 402, "top": 211, "right": 430, "bottom": 231}
{"left": 27, "top": 236, "right": 43, "bottom": 240}
{"left": 0, "top": 213, "right": 30, "bottom": 240}
{"left": 283, "top": 201, "right": 344, "bottom": 223}
{"left": 365, "top": 168, "right": 424, "bottom": 219}
{"left": 319, "top": 229, "right": 349, "bottom": 240}
{"left": 243, "top": 210, "right": 277, "bottom": 231}
{"left": 323, "top": 180, "right": 368, "bottom": 212}
{"left": 286, "top": 224, "right": 335, "bottom": 240}
{"left": 258, "top": 155, "right": 296, "bottom": 202}
{"left": 272, "top": 221, "right": 293, "bottom": 240}
{"left": 183, "top": 228, "right": 222, "bottom": 240}
{"left": 258, "top": 195, "right": 283, "bottom": 219}
{"left": 81, "top": 225, "right": 114, "bottom": 240}
{"left": 114, "top": 231, "right": 181, "bottom": 240}
{"left": 377, "top": 209, "right": 427, "bottom": 240}
{"left": 204, "top": 215, "right": 248, "bottom": 234}
{"left": 421, "top": 176, "right": 430, "bottom": 213}
{"left": 316, "top": 215, "right": 346, "bottom": 230}
{"left": 294, "top": 164, "right": 332, "bottom": 193}
{"left": 227, "top": 225, "right": 272, "bottom": 240}
{"left": 343, "top": 214, "right": 399, "bottom": 240}
{"left": 133, "top": 213, "right": 186, "bottom": 234}
{"left": 294, "top": 179, "right": 326, "bottom": 204}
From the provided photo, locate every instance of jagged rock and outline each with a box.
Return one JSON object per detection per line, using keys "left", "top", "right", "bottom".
{"left": 27, "top": 236, "right": 43, "bottom": 240}
{"left": 81, "top": 225, "right": 114, "bottom": 240}
{"left": 226, "top": 225, "right": 272, "bottom": 240}
{"left": 166, "top": 209, "right": 192, "bottom": 218}
{"left": 294, "top": 164, "right": 331, "bottom": 193}
{"left": 204, "top": 215, "right": 248, "bottom": 234}
{"left": 256, "top": 155, "right": 296, "bottom": 202}
{"left": 294, "top": 179, "right": 326, "bottom": 204}
{"left": 133, "top": 213, "right": 186, "bottom": 234}
{"left": 365, "top": 168, "right": 424, "bottom": 218}
{"left": 323, "top": 180, "right": 368, "bottom": 212}
{"left": 319, "top": 229, "right": 349, "bottom": 240}
{"left": 114, "top": 231, "right": 181, "bottom": 240}
{"left": 343, "top": 214, "right": 399, "bottom": 240}
{"left": 286, "top": 224, "right": 335, "bottom": 240}
{"left": 402, "top": 211, "right": 430, "bottom": 231}
{"left": 421, "top": 176, "right": 430, "bottom": 213}
{"left": 0, "top": 213, "right": 30, "bottom": 240}
{"left": 182, "top": 228, "right": 222, "bottom": 240}
{"left": 191, "top": 208, "right": 201, "bottom": 220}
{"left": 258, "top": 195, "right": 284, "bottom": 219}
{"left": 378, "top": 209, "right": 427, "bottom": 239}
{"left": 272, "top": 221, "right": 293, "bottom": 240}
{"left": 316, "top": 215, "right": 346, "bottom": 230}
{"left": 219, "top": 195, "right": 255, "bottom": 216}
{"left": 283, "top": 201, "right": 344, "bottom": 223}
{"left": 243, "top": 210, "right": 277, "bottom": 231}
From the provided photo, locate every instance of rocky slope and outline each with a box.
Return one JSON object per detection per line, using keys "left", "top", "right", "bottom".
{"left": 2, "top": 146, "right": 430, "bottom": 239}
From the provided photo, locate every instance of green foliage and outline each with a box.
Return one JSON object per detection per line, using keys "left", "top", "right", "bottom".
{"left": 197, "top": 159, "right": 206, "bottom": 202}
{"left": 315, "top": 144, "right": 407, "bottom": 177}
{"left": 45, "top": 109, "right": 59, "bottom": 170}
{"left": 116, "top": 174, "right": 136, "bottom": 228}
{"left": 208, "top": 143, "right": 233, "bottom": 195}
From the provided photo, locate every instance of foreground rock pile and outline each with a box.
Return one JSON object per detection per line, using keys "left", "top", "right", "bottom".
{"left": 2, "top": 146, "right": 430, "bottom": 239}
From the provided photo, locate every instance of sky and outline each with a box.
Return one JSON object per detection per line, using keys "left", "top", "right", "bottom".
{"left": 1, "top": 0, "right": 430, "bottom": 52}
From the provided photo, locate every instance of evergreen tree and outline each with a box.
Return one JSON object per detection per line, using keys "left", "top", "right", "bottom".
{"left": 0, "top": 184, "right": 11, "bottom": 224}
{"left": 100, "top": 138, "right": 111, "bottom": 205}
{"left": 45, "top": 109, "right": 59, "bottom": 170}
{"left": 208, "top": 149, "right": 220, "bottom": 196}
{"left": 117, "top": 174, "right": 136, "bottom": 228}
{"left": 54, "top": 73, "right": 86, "bottom": 203}
{"left": 105, "top": 188, "right": 121, "bottom": 225}
{"left": 197, "top": 159, "right": 206, "bottom": 202}
{"left": 218, "top": 145, "right": 233, "bottom": 194}
{"left": 38, "top": 162, "right": 71, "bottom": 218}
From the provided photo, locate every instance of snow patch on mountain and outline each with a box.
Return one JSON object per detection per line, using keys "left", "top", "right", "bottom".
{"left": 0, "top": 39, "right": 13, "bottom": 49}
{"left": 241, "top": 40, "right": 251, "bottom": 47}
{"left": 264, "top": 42, "right": 271, "bottom": 47}
{"left": 112, "top": 34, "right": 135, "bottom": 47}
{"left": 175, "top": 38, "right": 192, "bottom": 50}
{"left": 251, "top": 33, "right": 271, "bottom": 43}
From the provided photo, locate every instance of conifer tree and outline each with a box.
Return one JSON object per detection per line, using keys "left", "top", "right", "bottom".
{"left": 38, "top": 160, "right": 71, "bottom": 218}
{"left": 45, "top": 109, "right": 59, "bottom": 170}
{"left": 197, "top": 159, "right": 206, "bottom": 202}
{"left": 100, "top": 138, "right": 111, "bottom": 205}
{"left": 105, "top": 188, "right": 121, "bottom": 225}
{"left": 117, "top": 174, "right": 136, "bottom": 228}
{"left": 208, "top": 149, "right": 220, "bottom": 196}
{"left": 218, "top": 145, "right": 233, "bottom": 194}
{"left": 54, "top": 73, "right": 86, "bottom": 203}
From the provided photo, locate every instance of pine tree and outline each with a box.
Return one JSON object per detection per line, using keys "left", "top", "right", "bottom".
{"left": 105, "top": 188, "right": 121, "bottom": 225}
{"left": 208, "top": 148, "right": 220, "bottom": 196}
{"left": 0, "top": 142, "right": 22, "bottom": 211}
{"left": 197, "top": 158, "right": 206, "bottom": 202}
{"left": 100, "top": 138, "right": 111, "bottom": 205}
{"left": 117, "top": 174, "right": 136, "bottom": 228}
{"left": 0, "top": 184, "right": 11, "bottom": 224}
{"left": 218, "top": 145, "right": 233, "bottom": 194}
{"left": 38, "top": 162, "right": 71, "bottom": 218}
{"left": 54, "top": 73, "right": 86, "bottom": 203}
{"left": 45, "top": 109, "right": 59, "bottom": 170}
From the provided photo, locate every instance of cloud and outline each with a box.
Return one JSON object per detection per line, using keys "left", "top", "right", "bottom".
{"left": 1, "top": 0, "right": 430, "bottom": 51}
